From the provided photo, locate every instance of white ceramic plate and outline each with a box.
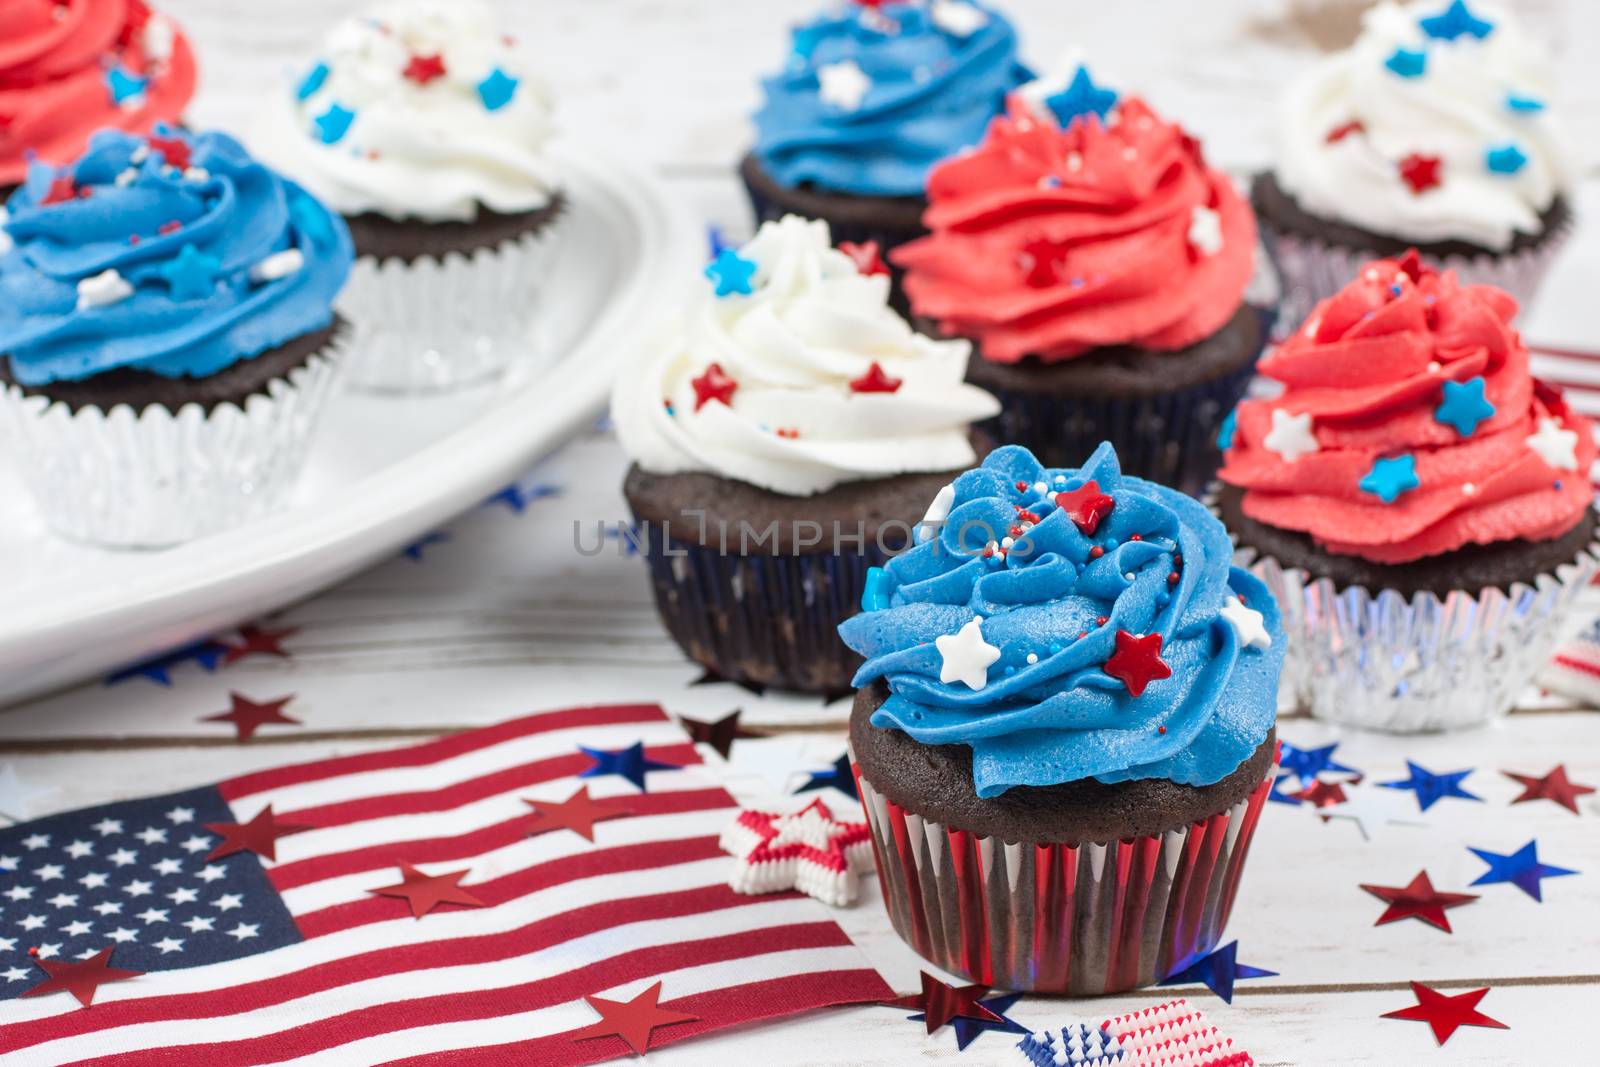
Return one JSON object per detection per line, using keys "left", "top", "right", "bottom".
{"left": 0, "top": 143, "right": 696, "bottom": 707}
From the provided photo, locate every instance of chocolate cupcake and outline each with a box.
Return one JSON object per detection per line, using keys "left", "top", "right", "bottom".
{"left": 0, "top": 128, "right": 353, "bottom": 547}
{"left": 894, "top": 68, "right": 1266, "bottom": 497}
{"left": 742, "top": 0, "right": 1029, "bottom": 260}
{"left": 839, "top": 442, "right": 1284, "bottom": 994}
{"left": 254, "top": 0, "right": 563, "bottom": 393}
{"left": 1217, "top": 253, "right": 1599, "bottom": 731}
{"left": 613, "top": 214, "right": 999, "bottom": 694}
{"left": 1254, "top": 0, "right": 1574, "bottom": 327}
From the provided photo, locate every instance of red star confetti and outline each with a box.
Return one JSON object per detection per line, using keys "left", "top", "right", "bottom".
{"left": 1398, "top": 152, "right": 1442, "bottom": 195}
{"left": 1360, "top": 871, "right": 1478, "bottom": 933}
{"left": 883, "top": 972, "right": 1004, "bottom": 1035}
{"left": 719, "top": 798, "right": 874, "bottom": 906}
{"left": 569, "top": 980, "right": 698, "bottom": 1055}
{"left": 41, "top": 174, "right": 79, "bottom": 205}
{"left": 367, "top": 864, "right": 485, "bottom": 918}
{"left": 1504, "top": 765, "right": 1594, "bottom": 815}
{"left": 1325, "top": 119, "right": 1365, "bottom": 143}
{"left": 403, "top": 53, "right": 447, "bottom": 85}
{"left": 21, "top": 947, "right": 141, "bottom": 1008}
{"left": 524, "top": 785, "right": 632, "bottom": 842}
{"left": 690, "top": 362, "right": 738, "bottom": 411}
{"left": 677, "top": 708, "right": 765, "bottom": 759}
{"left": 1295, "top": 778, "right": 1349, "bottom": 810}
{"left": 1381, "top": 981, "right": 1507, "bottom": 1045}
{"left": 838, "top": 239, "right": 889, "bottom": 276}
{"left": 148, "top": 134, "right": 191, "bottom": 170}
{"left": 849, "top": 361, "right": 903, "bottom": 394}
{"left": 204, "top": 804, "right": 313, "bottom": 863}
{"left": 1055, "top": 480, "right": 1115, "bottom": 535}
{"left": 201, "top": 692, "right": 300, "bottom": 740}
{"left": 1103, "top": 630, "right": 1171, "bottom": 696}
{"left": 222, "top": 624, "right": 297, "bottom": 666}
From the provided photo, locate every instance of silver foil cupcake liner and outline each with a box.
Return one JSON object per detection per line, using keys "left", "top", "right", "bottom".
{"left": 852, "top": 761, "right": 1275, "bottom": 996}
{"left": 337, "top": 217, "right": 565, "bottom": 394}
{"left": 0, "top": 339, "right": 343, "bottom": 549}
{"left": 1231, "top": 536, "right": 1600, "bottom": 733}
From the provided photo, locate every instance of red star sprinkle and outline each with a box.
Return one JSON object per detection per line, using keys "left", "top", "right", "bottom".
{"left": 204, "top": 805, "right": 313, "bottom": 863}
{"left": 1398, "top": 153, "right": 1442, "bottom": 195}
{"left": 525, "top": 785, "right": 632, "bottom": 842}
{"left": 403, "top": 53, "right": 448, "bottom": 85}
{"left": 1504, "top": 765, "right": 1594, "bottom": 814}
{"left": 1055, "top": 480, "right": 1115, "bottom": 535}
{"left": 1102, "top": 631, "right": 1171, "bottom": 697}
{"left": 40, "top": 174, "right": 78, "bottom": 205}
{"left": 221, "top": 624, "right": 298, "bottom": 666}
{"left": 367, "top": 863, "right": 485, "bottom": 918}
{"left": 838, "top": 239, "right": 889, "bottom": 276}
{"left": 201, "top": 692, "right": 301, "bottom": 741}
{"left": 1381, "top": 982, "right": 1507, "bottom": 1045}
{"left": 1294, "top": 778, "right": 1348, "bottom": 809}
{"left": 21, "top": 948, "right": 141, "bottom": 1008}
{"left": 570, "top": 980, "right": 699, "bottom": 1055}
{"left": 148, "top": 135, "right": 191, "bottom": 170}
{"left": 1360, "top": 871, "right": 1479, "bottom": 933}
{"left": 882, "top": 972, "right": 1004, "bottom": 1034}
{"left": 689, "top": 362, "right": 738, "bottom": 411}
{"left": 1019, "top": 238, "right": 1063, "bottom": 288}
{"left": 849, "top": 361, "right": 903, "bottom": 394}
{"left": 1325, "top": 120, "right": 1365, "bottom": 143}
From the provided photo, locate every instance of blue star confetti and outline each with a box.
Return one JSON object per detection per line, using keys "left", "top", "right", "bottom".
{"left": 106, "top": 640, "right": 229, "bottom": 686}
{"left": 1160, "top": 941, "right": 1277, "bottom": 1003}
{"left": 1486, "top": 142, "right": 1528, "bottom": 175}
{"left": 159, "top": 245, "right": 223, "bottom": 301}
{"left": 1360, "top": 454, "right": 1419, "bottom": 503}
{"left": 105, "top": 66, "right": 148, "bottom": 105}
{"left": 402, "top": 532, "right": 451, "bottom": 561}
{"left": 578, "top": 742, "right": 680, "bottom": 792}
{"left": 1381, "top": 761, "right": 1481, "bottom": 812}
{"left": 1045, "top": 66, "right": 1118, "bottom": 129}
{"left": 704, "top": 248, "right": 758, "bottom": 297}
{"left": 477, "top": 68, "right": 519, "bottom": 112}
{"left": 1216, "top": 408, "right": 1237, "bottom": 450}
{"left": 312, "top": 103, "right": 355, "bottom": 145}
{"left": 485, "top": 482, "right": 561, "bottom": 513}
{"left": 795, "top": 753, "right": 858, "bottom": 801}
{"left": 911, "top": 991, "right": 1028, "bottom": 1051}
{"left": 1469, "top": 840, "right": 1577, "bottom": 901}
{"left": 1268, "top": 773, "right": 1303, "bottom": 806}
{"left": 1419, "top": 0, "right": 1494, "bottom": 41}
{"left": 296, "top": 61, "right": 330, "bottom": 101}
{"left": 1384, "top": 48, "right": 1427, "bottom": 79}
{"left": 1278, "top": 741, "right": 1360, "bottom": 787}
{"left": 1435, "top": 377, "right": 1495, "bottom": 436}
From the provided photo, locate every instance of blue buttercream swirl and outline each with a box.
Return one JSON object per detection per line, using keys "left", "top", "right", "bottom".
{"left": 839, "top": 443, "right": 1285, "bottom": 798}
{"left": 753, "top": 1, "right": 1030, "bottom": 198}
{"left": 1, "top": 127, "right": 352, "bottom": 386}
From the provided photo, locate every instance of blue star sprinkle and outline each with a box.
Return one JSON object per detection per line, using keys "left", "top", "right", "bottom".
{"left": 105, "top": 640, "right": 229, "bottom": 686}
{"left": 105, "top": 66, "right": 149, "bottom": 105}
{"left": 578, "top": 742, "right": 680, "bottom": 792}
{"left": 1506, "top": 93, "right": 1545, "bottom": 113}
{"left": 1419, "top": 0, "right": 1495, "bottom": 41}
{"left": 296, "top": 61, "right": 330, "bottom": 101}
{"left": 1278, "top": 741, "right": 1360, "bottom": 786}
{"left": 478, "top": 68, "right": 519, "bottom": 111}
{"left": 1160, "top": 941, "right": 1277, "bottom": 1003}
{"left": 485, "top": 482, "right": 561, "bottom": 513}
{"left": 402, "top": 532, "right": 451, "bottom": 561}
{"left": 795, "top": 753, "right": 858, "bottom": 801}
{"left": 1384, "top": 48, "right": 1427, "bottom": 79}
{"left": 1380, "top": 761, "right": 1482, "bottom": 812}
{"left": 312, "top": 103, "right": 355, "bottom": 145}
{"left": 159, "top": 244, "right": 223, "bottom": 301}
{"left": 912, "top": 991, "right": 1028, "bottom": 1051}
{"left": 1486, "top": 142, "right": 1528, "bottom": 175}
{"left": 1360, "top": 454, "right": 1419, "bottom": 504}
{"left": 1045, "top": 65, "right": 1118, "bottom": 129}
{"left": 704, "top": 248, "right": 759, "bottom": 297}
{"left": 1217, "top": 408, "right": 1238, "bottom": 450}
{"left": 1435, "top": 377, "right": 1495, "bottom": 436}
{"left": 1469, "top": 840, "right": 1577, "bottom": 901}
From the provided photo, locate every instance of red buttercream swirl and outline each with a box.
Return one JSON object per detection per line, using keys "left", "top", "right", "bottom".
{"left": 0, "top": 0, "right": 196, "bottom": 186}
{"left": 1219, "top": 256, "right": 1596, "bottom": 565}
{"left": 892, "top": 96, "right": 1256, "bottom": 363}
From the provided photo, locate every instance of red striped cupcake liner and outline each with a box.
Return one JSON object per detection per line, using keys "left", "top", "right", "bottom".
{"left": 850, "top": 758, "right": 1276, "bottom": 996}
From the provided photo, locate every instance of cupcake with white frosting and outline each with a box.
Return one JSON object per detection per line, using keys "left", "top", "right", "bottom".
{"left": 1252, "top": 0, "right": 1574, "bottom": 323}
{"left": 614, "top": 214, "right": 999, "bottom": 694}
{"left": 255, "top": 0, "right": 563, "bottom": 392}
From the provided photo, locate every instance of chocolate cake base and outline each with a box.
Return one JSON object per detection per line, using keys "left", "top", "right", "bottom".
{"left": 343, "top": 193, "right": 566, "bottom": 264}
{"left": 1215, "top": 482, "right": 1600, "bottom": 600}
{"left": 739, "top": 153, "right": 927, "bottom": 252}
{"left": 850, "top": 679, "right": 1278, "bottom": 845}
{"left": 1, "top": 318, "right": 345, "bottom": 415}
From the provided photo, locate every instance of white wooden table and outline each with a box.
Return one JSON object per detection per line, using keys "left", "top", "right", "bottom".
{"left": 3, "top": 3, "right": 1599, "bottom": 1064}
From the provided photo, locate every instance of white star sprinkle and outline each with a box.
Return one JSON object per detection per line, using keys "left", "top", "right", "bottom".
{"left": 1526, "top": 417, "right": 1579, "bottom": 471}
{"left": 75, "top": 268, "right": 135, "bottom": 312}
{"left": 1188, "top": 205, "right": 1224, "bottom": 256}
{"left": 931, "top": 0, "right": 988, "bottom": 36}
{"left": 936, "top": 617, "right": 1002, "bottom": 691}
{"left": 1262, "top": 409, "right": 1319, "bottom": 461}
{"left": 818, "top": 60, "right": 872, "bottom": 111}
{"left": 1219, "top": 596, "right": 1271, "bottom": 650}
{"left": 249, "top": 248, "right": 304, "bottom": 283}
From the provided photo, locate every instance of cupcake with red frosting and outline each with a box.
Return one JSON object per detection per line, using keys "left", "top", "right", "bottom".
{"left": 894, "top": 63, "right": 1266, "bottom": 496}
{"left": 0, "top": 0, "right": 197, "bottom": 196}
{"left": 1217, "top": 252, "right": 1598, "bottom": 731}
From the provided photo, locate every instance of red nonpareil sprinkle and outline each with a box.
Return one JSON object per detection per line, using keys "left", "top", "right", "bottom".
{"left": 1017, "top": 509, "right": 1040, "bottom": 523}
{"left": 1089, "top": 546, "right": 1104, "bottom": 559}
{"left": 775, "top": 427, "right": 800, "bottom": 439}
{"left": 1078, "top": 631, "right": 1088, "bottom": 639}
{"left": 128, "top": 234, "right": 141, "bottom": 245}
{"left": 1096, "top": 616, "right": 1108, "bottom": 626}
{"left": 158, "top": 220, "right": 181, "bottom": 235}
{"left": 1168, "top": 571, "right": 1180, "bottom": 585}
{"left": 1158, "top": 726, "right": 1167, "bottom": 734}
{"left": 1015, "top": 481, "right": 1029, "bottom": 492}
{"left": 28, "top": 946, "right": 39, "bottom": 957}
{"left": 1129, "top": 534, "right": 1142, "bottom": 542}
{"left": 1008, "top": 525, "right": 1023, "bottom": 538}
{"left": 1172, "top": 552, "right": 1182, "bottom": 568}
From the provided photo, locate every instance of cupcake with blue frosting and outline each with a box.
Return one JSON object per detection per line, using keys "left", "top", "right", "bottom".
{"left": 0, "top": 127, "right": 353, "bottom": 547}
{"left": 841, "top": 442, "right": 1284, "bottom": 994}
{"left": 742, "top": 0, "right": 1029, "bottom": 258}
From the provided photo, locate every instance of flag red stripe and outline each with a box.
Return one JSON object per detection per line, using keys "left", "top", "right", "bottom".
{"left": 5, "top": 884, "right": 793, "bottom": 1054}
{"left": 56, "top": 923, "right": 856, "bottom": 1067}
{"left": 219, "top": 705, "right": 669, "bottom": 802}
{"left": 1550, "top": 653, "right": 1600, "bottom": 679}
{"left": 268, "top": 788, "right": 732, "bottom": 891}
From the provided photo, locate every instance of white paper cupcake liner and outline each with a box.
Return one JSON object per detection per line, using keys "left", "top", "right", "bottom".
{"left": 336, "top": 217, "right": 566, "bottom": 394}
{"left": 1230, "top": 534, "right": 1600, "bottom": 733}
{"left": 0, "top": 338, "right": 343, "bottom": 549}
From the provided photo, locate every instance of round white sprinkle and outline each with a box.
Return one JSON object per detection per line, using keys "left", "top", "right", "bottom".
{"left": 1066, "top": 153, "right": 1083, "bottom": 172}
{"left": 1427, "top": 361, "right": 1441, "bottom": 373}
{"left": 1033, "top": 481, "right": 1048, "bottom": 493}
{"left": 1463, "top": 482, "right": 1476, "bottom": 495}
{"left": 1001, "top": 536, "right": 1015, "bottom": 549}
{"left": 1026, "top": 653, "right": 1038, "bottom": 664}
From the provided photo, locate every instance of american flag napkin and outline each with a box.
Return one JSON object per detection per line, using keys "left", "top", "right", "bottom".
{"left": 0, "top": 704, "right": 890, "bottom": 1065}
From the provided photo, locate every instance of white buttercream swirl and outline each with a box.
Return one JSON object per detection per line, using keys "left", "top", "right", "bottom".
{"left": 252, "top": 0, "right": 556, "bottom": 223}
{"left": 614, "top": 215, "right": 1001, "bottom": 497}
{"left": 1275, "top": 0, "right": 1572, "bottom": 251}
